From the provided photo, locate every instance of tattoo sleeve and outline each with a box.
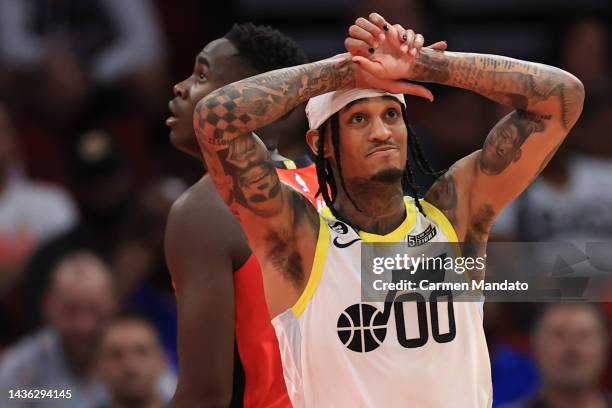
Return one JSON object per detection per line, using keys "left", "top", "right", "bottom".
{"left": 411, "top": 48, "right": 585, "bottom": 131}
{"left": 419, "top": 49, "right": 585, "bottom": 242}
{"left": 193, "top": 54, "right": 355, "bottom": 217}
{"left": 194, "top": 54, "right": 354, "bottom": 150}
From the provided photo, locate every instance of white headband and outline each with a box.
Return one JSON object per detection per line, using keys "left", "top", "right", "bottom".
{"left": 305, "top": 89, "right": 406, "bottom": 130}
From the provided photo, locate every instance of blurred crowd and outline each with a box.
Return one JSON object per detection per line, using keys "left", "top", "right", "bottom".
{"left": 0, "top": 0, "right": 610, "bottom": 406}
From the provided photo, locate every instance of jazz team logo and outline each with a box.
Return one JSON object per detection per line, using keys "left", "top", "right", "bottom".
{"left": 337, "top": 285, "right": 457, "bottom": 352}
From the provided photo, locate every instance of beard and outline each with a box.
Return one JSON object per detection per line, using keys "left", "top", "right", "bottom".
{"left": 370, "top": 167, "right": 403, "bottom": 183}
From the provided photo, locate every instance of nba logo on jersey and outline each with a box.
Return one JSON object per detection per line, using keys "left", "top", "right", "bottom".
{"left": 294, "top": 174, "right": 310, "bottom": 193}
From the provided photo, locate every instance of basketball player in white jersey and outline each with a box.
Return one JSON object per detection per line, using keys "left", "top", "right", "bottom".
{"left": 192, "top": 12, "right": 584, "bottom": 407}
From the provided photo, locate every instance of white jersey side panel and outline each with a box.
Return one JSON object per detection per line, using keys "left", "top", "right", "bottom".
{"left": 272, "top": 198, "right": 492, "bottom": 407}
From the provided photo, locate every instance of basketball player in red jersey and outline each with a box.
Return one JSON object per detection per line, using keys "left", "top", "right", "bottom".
{"left": 164, "top": 24, "right": 318, "bottom": 407}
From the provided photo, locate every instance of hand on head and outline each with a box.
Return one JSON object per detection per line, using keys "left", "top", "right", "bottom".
{"left": 345, "top": 12, "right": 447, "bottom": 101}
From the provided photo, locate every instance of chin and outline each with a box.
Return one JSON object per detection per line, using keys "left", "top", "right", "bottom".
{"left": 370, "top": 167, "right": 403, "bottom": 183}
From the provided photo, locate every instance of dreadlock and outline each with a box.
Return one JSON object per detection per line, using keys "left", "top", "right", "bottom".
{"left": 314, "top": 96, "right": 445, "bottom": 218}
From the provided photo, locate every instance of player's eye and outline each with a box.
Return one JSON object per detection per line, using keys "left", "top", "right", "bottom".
{"left": 198, "top": 72, "right": 207, "bottom": 81}
{"left": 386, "top": 108, "right": 399, "bottom": 119}
{"left": 350, "top": 114, "right": 366, "bottom": 124}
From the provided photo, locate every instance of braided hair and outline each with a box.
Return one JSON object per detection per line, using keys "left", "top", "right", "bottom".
{"left": 314, "top": 95, "right": 445, "bottom": 218}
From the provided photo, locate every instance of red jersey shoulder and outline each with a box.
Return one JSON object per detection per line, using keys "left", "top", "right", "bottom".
{"left": 275, "top": 161, "right": 323, "bottom": 210}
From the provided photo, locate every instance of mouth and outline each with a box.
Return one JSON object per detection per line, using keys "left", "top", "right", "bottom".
{"left": 166, "top": 116, "right": 179, "bottom": 127}
{"left": 366, "top": 145, "right": 398, "bottom": 157}
{"left": 166, "top": 100, "right": 180, "bottom": 128}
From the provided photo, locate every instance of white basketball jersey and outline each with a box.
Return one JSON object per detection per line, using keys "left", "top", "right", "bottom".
{"left": 271, "top": 197, "right": 492, "bottom": 407}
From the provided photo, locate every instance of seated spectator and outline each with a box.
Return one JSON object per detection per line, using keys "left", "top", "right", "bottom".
{"left": 95, "top": 316, "right": 169, "bottom": 408}
{"left": 0, "top": 251, "right": 176, "bottom": 407}
{"left": 0, "top": 251, "right": 117, "bottom": 407}
{"left": 491, "top": 147, "right": 612, "bottom": 247}
{"left": 0, "top": 0, "right": 167, "bottom": 118}
{"left": 502, "top": 303, "right": 611, "bottom": 408}
{"left": 0, "top": 103, "right": 78, "bottom": 293}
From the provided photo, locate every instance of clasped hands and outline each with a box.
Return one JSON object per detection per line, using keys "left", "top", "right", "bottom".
{"left": 345, "top": 12, "right": 446, "bottom": 101}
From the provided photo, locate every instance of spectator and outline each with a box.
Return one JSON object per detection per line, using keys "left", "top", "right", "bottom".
{"left": 113, "top": 178, "right": 185, "bottom": 367}
{"left": 491, "top": 146, "right": 612, "bottom": 246}
{"left": 0, "top": 103, "right": 78, "bottom": 293}
{"left": 95, "top": 316, "right": 167, "bottom": 408}
{"left": 0, "top": 0, "right": 167, "bottom": 118}
{"left": 0, "top": 251, "right": 117, "bottom": 407}
{"left": 503, "top": 303, "right": 611, "bottom": 408}
{"left": 19, "top": 130, "right": 132, "bottom": 333}
{"left": 559, "top": 17, "right": 609, "bottom": 95}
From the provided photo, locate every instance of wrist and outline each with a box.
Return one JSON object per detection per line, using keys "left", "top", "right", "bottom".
{"left": 411, "top": 48, "right": 450, "bottom": 84}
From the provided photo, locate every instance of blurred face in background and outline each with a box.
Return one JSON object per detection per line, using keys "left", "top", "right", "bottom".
{"left": 45, "top": 253, "right": 117, "bottom": 371}
{"left": 533, "top": 304, "right": 608, "bottom": 390}
{"left": 561, "top": 18, "right": 609, "bottom": 90}
{"left": 97, "top": 319, "right": 164, "bottom": 405}
{"left": 167, "top": 37, "right": 256, "bottom": 158}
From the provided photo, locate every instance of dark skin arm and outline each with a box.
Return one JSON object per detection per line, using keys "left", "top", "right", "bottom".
{"left": 165, "top": 177, "right": 250, "bottom": 408}
{"left": 193, "top": 54, "right": 432, "bottom": 316}
{"left": 348, "top": 15, "right": 585, "bottom": 246}
{"left": 415, "top": 49, "right": 584, "bottom": 244}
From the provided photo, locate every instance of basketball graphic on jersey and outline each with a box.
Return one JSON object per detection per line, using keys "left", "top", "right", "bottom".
{"left": 337, "top": 303, "right": 388, "bottom": 352}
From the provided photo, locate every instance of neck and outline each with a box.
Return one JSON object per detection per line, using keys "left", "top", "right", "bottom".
{"left": 540, "top": 382, "right": 606, "bottom": 408}
{"left": 333, "top": 178, "right": 405, "bottom": 235}
{"left": 62, "top": 346, "right": 93, "bottom": 378}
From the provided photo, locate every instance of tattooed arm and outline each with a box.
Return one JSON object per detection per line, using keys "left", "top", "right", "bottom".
{"left": 348, "top": 16, "right": 584, "bottom": 242}
{"left": 193, "top": 54, "right": 430, "bottom": 315}
{"left": 414, "top": 48, "right": 584, "bottom": 241}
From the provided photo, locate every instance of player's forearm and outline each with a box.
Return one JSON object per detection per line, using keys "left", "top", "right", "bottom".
{"left": 194, "top": 54, "right": 355, "bottom": 149}
{"left": 411, "top": 48, "right": 585, "bottom": 130}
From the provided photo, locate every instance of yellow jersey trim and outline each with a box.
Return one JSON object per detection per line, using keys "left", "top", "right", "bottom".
{"left": 419, "top": 199, "right": 475, "bottom": 286}
{"left": 291, "top": 216, "right": 330, "bottom": 317}
{"left": 320, "top": 197, "right": 417, "bottom": 242}
{"left": 420, "top": 199, "right": 459, "bottom": 242}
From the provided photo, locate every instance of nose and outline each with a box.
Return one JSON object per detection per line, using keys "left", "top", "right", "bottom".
{"left": 368, "top": 117, "right": 393, "bottom": 143}
{"left": 173, "top": 81, "right": 188, "bottom": 99}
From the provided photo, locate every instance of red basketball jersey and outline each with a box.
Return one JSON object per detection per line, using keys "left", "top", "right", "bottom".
{"left": 234, "top": 158, "right": 319, "bottom": 407}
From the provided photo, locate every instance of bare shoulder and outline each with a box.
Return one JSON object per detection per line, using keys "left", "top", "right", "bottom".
{"left": 165, "top": 176, "right": 251, "bottom": 276}
{"left": 425, "top": 151, "right": 487, "bottom": 242}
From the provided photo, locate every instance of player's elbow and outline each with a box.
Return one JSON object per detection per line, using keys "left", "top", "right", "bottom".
{"left": 561, "top": 72, "right": 585, "bottom": 129}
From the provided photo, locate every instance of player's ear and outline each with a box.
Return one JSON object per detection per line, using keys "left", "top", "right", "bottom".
{"left": 306, "top": 126, "right": 333, "bottom": 159}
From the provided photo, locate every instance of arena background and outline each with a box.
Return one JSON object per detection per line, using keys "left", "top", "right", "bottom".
{"left": 0, "top": 0, "right": 610, "bottom": 406}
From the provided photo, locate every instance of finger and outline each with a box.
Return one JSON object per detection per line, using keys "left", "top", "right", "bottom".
{"left": 352, "top": 55, "right": 386, "bottom": 78}
{"left": 410, "top": 33, "right": 424, "bottom": 56}
{"left": 427, "top": 40, "right": 448, "bottom": 51}
{"left": 404, "top": 30, "right": 415, "bottom": 48}
{"left": 414, "top": 34, "right": 424, "bottom": 50}
{"left": 348, "top": 25, "right": 379, "bottom": 48}
{"left": 368, "top": 12, "right": 389, "bottom": 33}
{"left": 383, "top": 80, "right": 434, "bottom": 102}
{"left": 345, "top": 38, "right": 373, "bottom": 57}
{"left": 393, "top": 24, "right": 407, "bottom": 43}
{"left": 399, "top": 29, "right": 414, "bottom": 54}
{"left": 393, "top": 24, "right": 409, "bottom": 53}
{"left": 356, "top": 17, "right": 385, "bottom": 42}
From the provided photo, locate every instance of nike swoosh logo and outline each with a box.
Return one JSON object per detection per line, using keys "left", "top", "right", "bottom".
{"left": 333, "top": 237, "right": 361, "bottom": 248}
